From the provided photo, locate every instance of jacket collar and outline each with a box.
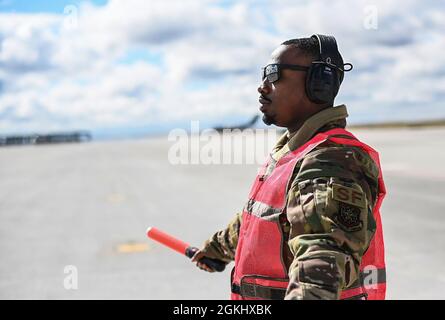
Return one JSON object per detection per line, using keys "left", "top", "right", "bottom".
{"left": 271, "top": 104, "right": 349, "bottom": 160}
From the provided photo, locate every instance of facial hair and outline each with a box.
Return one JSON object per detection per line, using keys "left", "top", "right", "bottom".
{"left": 262, "top": 114, "right": 275, "bottom": 126}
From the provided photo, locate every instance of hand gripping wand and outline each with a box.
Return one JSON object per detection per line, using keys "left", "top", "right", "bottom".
{"left": 146, "top": 227, "right": 226, "bottom": 272}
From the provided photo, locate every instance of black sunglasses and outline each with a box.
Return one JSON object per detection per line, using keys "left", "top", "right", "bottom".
{"left": 262, "top": 63, "right": 309, "bottom": 83}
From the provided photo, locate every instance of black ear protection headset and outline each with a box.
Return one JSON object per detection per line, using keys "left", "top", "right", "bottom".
{"left": 305, "top": 34, "right": 353, "bottom": 104}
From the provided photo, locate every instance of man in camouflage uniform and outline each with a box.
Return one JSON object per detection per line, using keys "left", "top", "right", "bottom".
{"left": 192, "top": 36, "right": 382, "bottom": 300}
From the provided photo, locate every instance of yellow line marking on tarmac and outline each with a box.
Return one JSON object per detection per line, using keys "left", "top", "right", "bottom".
{"left": 107, "top": 193, "right": 126, "bottom": 204}
{"left": 116, "top": 242, "right": 150, "bottom": 253}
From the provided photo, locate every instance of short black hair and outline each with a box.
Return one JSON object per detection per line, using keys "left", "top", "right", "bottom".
{"left": 281, "top": 37, "right": 319, "bottom": 60}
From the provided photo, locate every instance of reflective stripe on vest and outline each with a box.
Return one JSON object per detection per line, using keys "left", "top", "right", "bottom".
{"left": 231, "top": 128, "right": 387, "bottom": 300}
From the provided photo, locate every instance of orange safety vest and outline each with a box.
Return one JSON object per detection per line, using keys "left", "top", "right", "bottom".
{"left": 231, "top": 128, "right": 386, "bottom": 300}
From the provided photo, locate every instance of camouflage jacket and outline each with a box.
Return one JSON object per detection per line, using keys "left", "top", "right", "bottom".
{"left": 201, "top": 105, "right": 380, "bottom": 300}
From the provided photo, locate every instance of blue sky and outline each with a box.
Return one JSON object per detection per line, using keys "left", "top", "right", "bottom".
{"left": 0, "top": 0, "right": 108, "bottom": 13}
{"left": 0, "top": 0, "right": 444, "bottom": 138}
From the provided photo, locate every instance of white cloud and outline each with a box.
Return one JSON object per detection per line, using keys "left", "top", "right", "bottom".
{"left": 0, "top": 0, "right": 444, "bottom": 134}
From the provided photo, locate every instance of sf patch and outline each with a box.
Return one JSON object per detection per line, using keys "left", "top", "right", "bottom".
{"left": 331, "top": 183, "right": 366, "bottom": 209}
{"left": 331, "top": 183, "right": 365, "bottom": 232}
{"left": 334, "top": 202, "right": 363, "bottom": 232}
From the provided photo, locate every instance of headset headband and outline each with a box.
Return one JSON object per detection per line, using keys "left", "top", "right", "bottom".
{"left": 311, "top": 34, "right": 342, "bottom": 69}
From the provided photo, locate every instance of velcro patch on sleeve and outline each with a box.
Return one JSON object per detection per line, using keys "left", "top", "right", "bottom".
{"left": 334, "top": 202, "right": 363, "bottom": 232}
{"left": 331, "top": 183, "right": 366, "bottom": 209}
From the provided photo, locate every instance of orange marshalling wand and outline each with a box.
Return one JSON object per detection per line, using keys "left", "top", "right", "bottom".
{"left": 146, "top": 226, "right": 225, "bottom": 272}
{"left": 146, "top": 227, "right": 190, "bottom": 255}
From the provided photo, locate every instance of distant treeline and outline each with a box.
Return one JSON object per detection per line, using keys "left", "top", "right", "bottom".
{"left": 0, "top": 131, "right": 92, "bottom": 147}
{"left": 348, "top": 119, "right": 445, "bottom": 129}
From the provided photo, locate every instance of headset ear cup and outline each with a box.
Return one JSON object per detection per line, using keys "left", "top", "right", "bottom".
{"left": 305, "top": 63, "right": 340, "bottom": 104}
{"left": 305, "top": 65, "right": 315, "bottom": 102}
{"left": 306, "top": 63, "right": 329, "bottom": 104}
{"left": 332, "top": 70, "right": 341, "bottom": 97}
